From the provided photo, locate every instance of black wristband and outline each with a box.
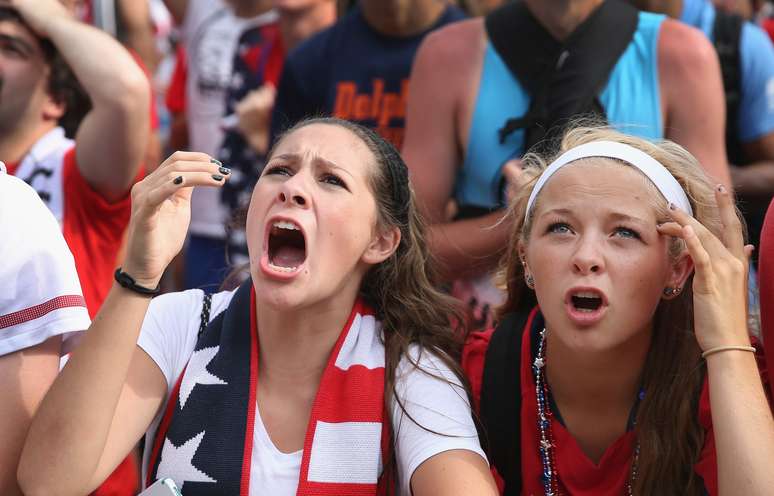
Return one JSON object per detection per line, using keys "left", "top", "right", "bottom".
{"left": 114, "top": 268, "right": 161, "bottom": 297}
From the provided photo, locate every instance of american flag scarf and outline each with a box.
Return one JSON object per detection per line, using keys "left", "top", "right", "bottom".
{"left": 146, "top": 279, "right": 389, "bottom": 495}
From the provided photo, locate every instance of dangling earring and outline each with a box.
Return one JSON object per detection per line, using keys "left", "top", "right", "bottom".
{"left": 525, "top": 273, "right": 535, "bottom": 289}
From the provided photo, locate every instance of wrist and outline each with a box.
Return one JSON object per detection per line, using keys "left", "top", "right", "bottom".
{"left": 702, "top": 343, "right": 755, "bottom": 360}
{"left": 114, "top": 267, "right": 162, "bottom": 295}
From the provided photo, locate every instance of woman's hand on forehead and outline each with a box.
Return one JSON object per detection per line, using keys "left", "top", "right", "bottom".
{"left": 656, "top": 185, "right": 753, "bottom": 352}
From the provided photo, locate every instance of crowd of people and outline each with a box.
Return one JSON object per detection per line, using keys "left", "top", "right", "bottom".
{"left": 1, "top": 0, "right": 773, "bottom": 495}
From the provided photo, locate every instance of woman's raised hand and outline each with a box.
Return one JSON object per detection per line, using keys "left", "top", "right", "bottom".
{"left": 121, "top": 152, "right": 230, "bottom": 287}
{"left": 657, "top": 185, "right": 753, "bottom": 352}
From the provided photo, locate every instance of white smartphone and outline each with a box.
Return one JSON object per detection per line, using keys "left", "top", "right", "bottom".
{"left": 139, "top": 478, "right": 183, "bottom": 496}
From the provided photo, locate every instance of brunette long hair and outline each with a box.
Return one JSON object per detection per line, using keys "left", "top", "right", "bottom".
{"left": 499, "top": 126, "right": 733, "bottom": 494}
{"left": 273, "top": 117, "right": 471, "bottom": 493}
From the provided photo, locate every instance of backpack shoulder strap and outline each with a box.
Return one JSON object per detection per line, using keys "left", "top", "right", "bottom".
{"left": 198, "top": 292, "right": 213, "bottom": 339}
{"left": 480, "top": 309, "right": 531, "bottom": 495}
{"left": 712, "top": 10, "right": 745, "bottom": 164}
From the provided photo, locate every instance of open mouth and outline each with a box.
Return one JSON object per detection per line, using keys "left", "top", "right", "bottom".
{"left": 267, "top": 220, "right": 306, "bottom": 272}
{"left": 570, "top": 291, "right": 604, "bottom": 313}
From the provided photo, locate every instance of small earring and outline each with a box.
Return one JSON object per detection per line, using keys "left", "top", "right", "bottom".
{"left": 525, "top": 274, "right": 535, "bottom": 289}
{"left": 663, "top": 286, "right": 682, "bottom": 297}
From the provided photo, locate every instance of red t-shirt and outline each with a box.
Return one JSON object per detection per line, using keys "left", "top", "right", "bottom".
{"left": 60, "top": 149, "right": 133, "bottom": 317}
{"left": 461, "top": 309, "right": 771, "bottom": 495}
{"left": 9, "top": 140, "right": 135, "bottom": 318}
{"left": 166, "top": 44, "right": 187, "bottom": 116}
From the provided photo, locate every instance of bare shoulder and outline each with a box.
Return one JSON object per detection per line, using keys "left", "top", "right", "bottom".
{"left": 416, "top": 18, "right": 485, "bottom": 70}
{"left": 658, "top": 18, "right": 719, "bottom": 76}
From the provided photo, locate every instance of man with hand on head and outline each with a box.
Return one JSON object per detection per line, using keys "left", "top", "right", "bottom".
{"left": 0, "top": 0, "right": 150, "bottom": 317}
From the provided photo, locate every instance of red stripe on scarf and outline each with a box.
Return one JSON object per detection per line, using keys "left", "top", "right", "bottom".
{"left": 146, "top": 365, "right": 188, "bottom": 487}
{"left": 240, "top": 288, "right": 260, "bottom": 495}
{"left": 313, "top": 367, "right": 385, "bottom": 422}
{"left": 296, "top": 300, "right": 386, "bottom": 494}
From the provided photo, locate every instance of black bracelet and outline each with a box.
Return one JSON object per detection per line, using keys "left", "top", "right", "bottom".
{"left": 114, "top": 268, "right": 161, "bottom": 297}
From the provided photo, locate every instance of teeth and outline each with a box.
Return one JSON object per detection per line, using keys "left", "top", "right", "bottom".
{"left": 573, "top": 291, "right": 600, "bottom": 299}
{"left": 268, "top": 262, "right": 298, "bottom": 273}
{"left": 273, "top": 220, "right": 299, "bottom": 230}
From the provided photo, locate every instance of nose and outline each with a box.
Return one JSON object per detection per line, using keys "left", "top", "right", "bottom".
{"left": 277, "top": 174, "right": 310, "bottom": 208}
{"left": 571, "top": 235, "right": 605, "bottom": 275}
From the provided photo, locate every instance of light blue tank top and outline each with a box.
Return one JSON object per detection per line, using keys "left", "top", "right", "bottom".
{"left": 456, "top": 11, "right": 665, "bottom": 210}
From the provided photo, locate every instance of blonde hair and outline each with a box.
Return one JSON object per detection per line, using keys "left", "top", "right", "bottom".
{"left": 499, "top": 125, "right": 737, "bottom": 495}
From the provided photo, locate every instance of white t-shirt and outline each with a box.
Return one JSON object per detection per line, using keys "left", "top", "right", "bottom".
{"left": 0, "top": 164, "right": 90, "bottom": 355}
{"left": 181, "top": 0, "right": 278, "bottom": 238}
{"left": 137, "top": 289, "right": 486, "bottom": 495}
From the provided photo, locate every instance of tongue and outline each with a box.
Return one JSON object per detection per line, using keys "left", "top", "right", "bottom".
{"left": 272, "top": 245, "right": 305, "bottom": 268}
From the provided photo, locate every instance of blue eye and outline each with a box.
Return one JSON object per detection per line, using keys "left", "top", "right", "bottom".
{"left": 547, "top": 222, "right": 572, "bottom": 235}
{"left": 614, "top": 226, "right": 640, "bottom": 239}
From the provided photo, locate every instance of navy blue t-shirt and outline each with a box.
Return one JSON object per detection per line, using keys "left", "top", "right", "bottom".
{"left": 270, "top": 4, "right": 466, "bottom": 149}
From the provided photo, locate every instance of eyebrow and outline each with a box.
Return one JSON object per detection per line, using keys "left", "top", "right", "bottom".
{"left": 608, "top": 212, "right": 650, "bottom": 226}
{"left": 0, "top": 33, "right": 35, "bottom": 57}
{"left": 539, "top": 208, "right": 650, "bottom": 226}
{"left": 270, "top": 153, "right": 356, "bottom": 181}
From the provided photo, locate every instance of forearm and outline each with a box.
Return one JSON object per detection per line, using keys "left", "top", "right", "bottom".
{"left": 428, "top": 210, "right": 511, "bottom": 281}
{"left": 0, "top": 338, "right": 61, "bottom": 496}
{"left": 44, "top": 16, "right": 149, "bottom": 113}
{"left": 18, "top": 285, "right": 151, "bottom": 496}
{"left": 707, "top": 351, "right": 774, "bottom": 496}
{"left": 730, "top": 162, "right": 774, "bottom": 197}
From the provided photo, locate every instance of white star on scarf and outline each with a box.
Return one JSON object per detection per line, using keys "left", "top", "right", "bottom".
{"left": 157, "top": 431, "right": 216, "bottom": 487}
{"left": 179, "top": 346, "right": 227, "bottom": 409}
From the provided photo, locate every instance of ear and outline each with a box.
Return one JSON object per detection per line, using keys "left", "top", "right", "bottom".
{"left": 362, "top": 225, "right": 401, "bottom": 265}
{"left": 41, "top": 92, "right": 66, "bottom": 122}
{"left": 662, "top": 250, "right": 694, "bottom": 300}
{"left": 518, "top": 241, "right": 529, "bottom": 274}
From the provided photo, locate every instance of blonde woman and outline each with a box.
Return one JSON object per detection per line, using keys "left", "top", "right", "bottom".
{"left": 464, "top": 127, "right": 774, "bottom": 495}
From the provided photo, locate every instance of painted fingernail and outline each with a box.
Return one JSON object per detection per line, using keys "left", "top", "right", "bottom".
{"left": 218, "top": 166, "right": 231, "bottom": 175}
{"left": 173, "top": 176, "right": 183, "bottom": 185}
{"left": 717, "top": 184, "right": 726, "bottom": 193}
{"left": 210, "top": 158, "right": 222, "bottom": 166}
{"left": 212, "top": 174, "right": 224, "bottom": 181}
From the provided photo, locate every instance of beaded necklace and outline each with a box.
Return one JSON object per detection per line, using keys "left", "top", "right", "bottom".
{"left": 533, "top": 328, "right": 640, "bottom": 496}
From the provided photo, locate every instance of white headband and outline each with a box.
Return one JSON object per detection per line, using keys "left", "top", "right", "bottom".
{"left": 524, "top": 140, "right": 693, "bottom": 220}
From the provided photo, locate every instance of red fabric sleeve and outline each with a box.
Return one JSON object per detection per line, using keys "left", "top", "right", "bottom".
{"left": 461, "top": 328, "right": 506, "bottom": 493}
{"left": 461, "top": 328, "right": 494, "bottom": 415}
{"left": 60, "top": 149, "right": 136, "bottom": 317}
{"left": 166, "top": 44, "right": 187, "bottom": 115}
{"left": 694, "top": 338, "right": 770, "bottom": 496}
{"left": 759, "top": 199, "right": 774, "bottom": 400}
{"left": 4, "top": 160, "right": 19, "bottom": 176}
